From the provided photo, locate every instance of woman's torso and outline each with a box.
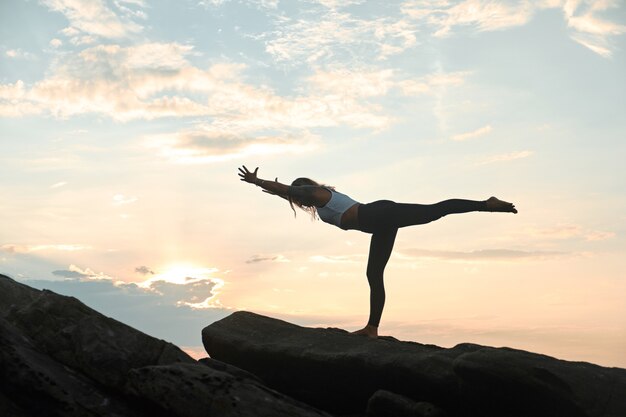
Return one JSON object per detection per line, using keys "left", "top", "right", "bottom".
{"left": 316, "top": 188, "right": 360, "bottom": 230}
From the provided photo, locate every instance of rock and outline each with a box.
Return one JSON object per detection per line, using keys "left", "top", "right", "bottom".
{"left": 0, "top": 316, "right": 142, "bottom": 417}
{"left": 125, "top": 362, "right": 332, "bottom": 417}
{"left": 5, "top": 285, "right": 194, "bottom": 389}
{"left": 202, "top": 311, "right": 626, "bottom": 417}
{"left": 0, "top": 272, "right": 38, "bottom": 316}
{"left": 0, "top": 274, "right": 331, "bottom": 417}
{"left": 366, "top": 390, "right": 446, "bottom": 417}
{"left": 198, "top": 357, "right": 265, "bottom": 384}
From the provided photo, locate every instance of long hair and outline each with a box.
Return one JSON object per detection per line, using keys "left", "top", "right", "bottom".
{"left": 289, "top": 177, "right": 334, "bottom": 220}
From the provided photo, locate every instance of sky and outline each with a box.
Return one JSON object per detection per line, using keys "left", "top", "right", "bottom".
{"left": 1, "top": 0, "right": 625, "bottom": 366}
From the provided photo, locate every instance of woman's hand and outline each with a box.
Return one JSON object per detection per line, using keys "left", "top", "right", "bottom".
{"left": 238, "top": 165, "right": 259, "bottom": 185}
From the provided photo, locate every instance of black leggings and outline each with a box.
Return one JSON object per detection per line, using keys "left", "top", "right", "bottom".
{"left": 357, "top": 199, "right": 488, "bottom": 327}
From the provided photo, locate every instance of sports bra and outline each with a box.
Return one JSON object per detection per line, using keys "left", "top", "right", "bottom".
{"left": 317, "top": 189, "right": 360, "bottom": 230}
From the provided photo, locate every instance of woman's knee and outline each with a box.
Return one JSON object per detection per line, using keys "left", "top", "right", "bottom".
{"left": 366, "top": 269, "right": 384, "bottom": 287}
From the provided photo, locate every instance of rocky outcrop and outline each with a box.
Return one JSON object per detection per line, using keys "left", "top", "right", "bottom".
{"left": 202, "top": 311, "right": 626, "bottom": 417}
{"left": 0, "top": 274, "right": 329, "bottom": 417}
{"left": 125, "top": 363, "right": 329, "bottom": 417}
{"left": 4, "top": 272, "right": 625, "bottom": 417}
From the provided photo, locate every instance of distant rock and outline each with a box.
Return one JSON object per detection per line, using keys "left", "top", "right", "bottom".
{"left": 202, "top": 311, "right": 626, "bottom": 417}
{"left": 0, "top": 274, "right": 329, "bottom": 417}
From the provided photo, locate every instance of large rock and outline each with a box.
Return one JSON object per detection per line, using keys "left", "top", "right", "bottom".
{"left": 5, "top": 287, "right": 193, "bottom": 389}
{"left": 126, "top": 362, "right": 331, "bottom": 417}
{"left": 0, "top": 317, "right": 142, "bottom": 417}
{"left": 0, "top": 274, "right": 330, "bottom": 417}
{"left": 202, "top": 311, "right": 626, "bottom": 417}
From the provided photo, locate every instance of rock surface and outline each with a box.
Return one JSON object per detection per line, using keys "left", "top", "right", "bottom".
{"left": 125, "top": 362, "right": 330, "bottom": 417}
{"left": 0, "top": 274, "right": 329, "bottom": 417}
{"left": 366, "top": 390, "right": 446, "bottom": 417}
{"left": 203, "top": 311, "right": 626, "bottom": 417}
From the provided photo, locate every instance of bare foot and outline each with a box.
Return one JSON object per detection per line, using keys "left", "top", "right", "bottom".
{"left": 352, "top": 325, "right": 378, "bottom": 338}
{"left": 485, "top": 196, "right": 517, "bottom": 214}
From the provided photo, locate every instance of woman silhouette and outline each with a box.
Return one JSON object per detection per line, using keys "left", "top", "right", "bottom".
{"left": 238, "top": 165, "right": 517, "bottom": 338}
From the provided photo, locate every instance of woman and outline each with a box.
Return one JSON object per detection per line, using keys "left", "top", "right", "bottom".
{"left": 238, "top": 165, "right": 517, "bottom": 338}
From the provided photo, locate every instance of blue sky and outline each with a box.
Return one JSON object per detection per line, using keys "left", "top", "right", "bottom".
{"left": 1, "top": 0, "right": 625, "bottom": 365}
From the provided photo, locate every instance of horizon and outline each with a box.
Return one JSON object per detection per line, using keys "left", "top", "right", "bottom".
{"left": 1, "top": 0, "right": 625, "bottom": 367}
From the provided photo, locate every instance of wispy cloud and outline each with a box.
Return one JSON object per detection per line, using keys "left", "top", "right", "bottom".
{"left": 261, "top": 7, "right": 417, "bottom": 64}
{"left": 525, "top": 224, "right": 615, "bottom": 241}
{"left": 477, "top": 150, "right": 533, "bottom": 165}
{"left": 144, "top": 129, "right": 320, "bottom": 164}
{"left": 1, "top": 244, "right": 91, "bottom": 253}
{"left": 246, "top": 254, "right": 290, "bottom": 264}
{"left": 309, "top": 254, "right": 364, "bottom": 263}
{"left": 0, "top": 42, "right": 392, "bottom": 133}
{"left": 52, "top": 263, "right": 113, "bottom": 280}
{"left": 451, "top": 124, "right": 492, "bottom": 141}
{"left": 135, "top": 265, "right": 155, "bottom": 275}
{"left": 4, "top": 48, "right": 36, "bottom": 60}
{"left": 563, "top": 0, "right": 626, "bottom": 58}
{"left": 50, "top": 181, "right": 68, "bottom": 189}
{"left": 112, "top": 194, "right": 138, "bottom": 206}
{"left": 396, "top": 248, "right": 567, "bottom": 262}
{"left": 42, "top": 0, "right": 144, "bottom": 41}
{"left": 401, "top": 0, "right": 626, "bottom": 57}
{"left": 402, "top": 0, "right": 535, "bottom": 37}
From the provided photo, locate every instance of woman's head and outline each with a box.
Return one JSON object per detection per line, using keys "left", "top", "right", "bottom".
{"left": 291, "top": 177, "right": 320, "bottom": 187}
{"left": 288, "top": 177, "right": 323, "bottom": 219}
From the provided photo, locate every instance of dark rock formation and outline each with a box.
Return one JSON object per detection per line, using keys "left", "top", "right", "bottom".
{"left": 126, "top": 362, "right": 329, "bottom": 417}
{"left": 0, "top": 274, "right": 329, "bottom": 417}
{"left": 202, "top": 311, "right": 626, "bottom": 417}
{"left": 366, "top": 390, "right": 446, "bottom": 417}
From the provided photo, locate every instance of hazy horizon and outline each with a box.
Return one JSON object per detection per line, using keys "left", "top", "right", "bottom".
{"left": 1, "top": 0, "right": 625, "bottom": 367}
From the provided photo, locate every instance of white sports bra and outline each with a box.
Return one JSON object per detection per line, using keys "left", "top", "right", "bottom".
{"left": 317, "top": 189, "right": 360, "bottom": 230}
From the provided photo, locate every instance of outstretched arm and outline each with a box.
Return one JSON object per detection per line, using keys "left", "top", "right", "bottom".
{"left": 238, "top": 165, "right": 324, "bottom": 206}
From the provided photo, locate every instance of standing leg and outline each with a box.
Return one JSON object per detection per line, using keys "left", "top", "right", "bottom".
{"left": 352, "top": 228, "right": 398, "bottom": 338}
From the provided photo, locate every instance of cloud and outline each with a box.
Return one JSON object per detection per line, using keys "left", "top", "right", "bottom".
{"left": 261, "top": 7, "right": 417, "bottom": 64}
{"left": 246, "top": 254, "right": 290, "bottom": 264}
{"left": 42, "top": 0, "right": 144, "bottom": 41}
{"left": 51, "top": 264, "right": 113, "bottom": 280}
{"left": 4, "top": 48, "right": 36, "bottom": 60}
{"left": 112, "top": 194, "right": 138, "bottom": 206}
{"left": 397, "top": 248, "right": 567, "bottom": 262}
{"left": 50, "top": 37, "right": 63, "bottom": 48}
{"left": 402, "top": 0, "right": 535, "bottom": 37}
{"left": 1, "top": 244, "right": 91, "bottom": 254}
{"left": 52, "top": 269, "right": 86, "bottom": 278}
{"left": 563, "top": 0, "right": 626, "bottom": 58}
{"left": 309, "top": 254, "right": 364, "bottom": 263}
{"left": 1, "top": 42, "right": 392, "bottom": 133}
{"left": 17, "top": 275, "right": 229, "bottom": 347}
{"left": 477, "top": 150, "right": 533, "bottom": 165}
{"left": 145, "top": 129, "right": 321, "bottom": 164}
{"left": 307, "top": 68, "right": 396, "bottom": 97}
{"left": 135, "top": 265, "right": 155, "bottom": 275}
{"left": 526, "top": 225, "right": 615, "bottom": 241}
{"left": 401, "top": 0, "right": 626, "bottom": 57}
{"left": 50, "top": 181, "right": 68, "bottom": 189}
{"left": 451, "top": 124, "right": 492, "bottom": 141}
